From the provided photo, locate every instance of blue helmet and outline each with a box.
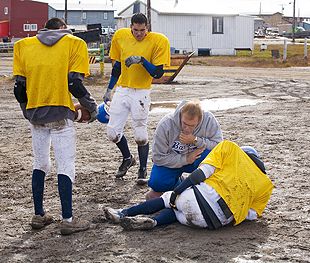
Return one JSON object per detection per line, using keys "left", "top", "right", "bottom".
{"left": 97, "top": 102, "right": 110, "bottom": 123}
{"left": 241, "top": 145, "right": 266, "bottom": 173}
{"left": 240, "top": 146, "right": 260, "bottom": 158}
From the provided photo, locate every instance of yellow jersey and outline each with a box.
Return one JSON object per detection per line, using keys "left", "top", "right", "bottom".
{"left": 13, "top": 34, "right": 89, "bottom": 111}
{"left": 202, "top": 140, "right": 274, "bottom": 225}
{"left": 109, "top": 28, "right": 170, "bottom": 89}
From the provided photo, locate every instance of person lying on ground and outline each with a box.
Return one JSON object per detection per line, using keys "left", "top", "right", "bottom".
{"left": 104, "top": 140, "right": 274, "bottom": 231}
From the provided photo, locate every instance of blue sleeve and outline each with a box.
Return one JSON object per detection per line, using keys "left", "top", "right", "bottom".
{"left": 142, "top": 58, "right": 164, "bottom": 79}
{"left": 108, "top": 61, "right": 121, "bottom": 90}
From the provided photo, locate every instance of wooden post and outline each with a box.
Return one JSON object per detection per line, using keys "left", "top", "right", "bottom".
{"left": 304, "top": 38, "right": 308, "bottom": 60}
{"left": 147, "top": 0, "right": 152, "bottom": 32}
{"left": 283, "top": 39, "right": 287, "bottom": 62}
{"left": 100, "top": 43, "right": 105, "bottom": 75}
{"left": 64, "top": 0, "right": 68, "bottom": 24}
{"left": 292, "top": 0, "right": 296, "bottom": 43}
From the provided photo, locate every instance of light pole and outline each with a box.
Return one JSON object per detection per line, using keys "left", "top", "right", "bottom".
{"left": 292, "top": 0, "right": 296, "bottom": 42}
{"left": 64, "top": 0, "right": 68, "bottom": 24}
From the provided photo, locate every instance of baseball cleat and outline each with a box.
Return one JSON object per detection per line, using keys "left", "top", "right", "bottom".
{"left": 116, "top": 155, "right": 136, "bottom": 178}
{"left": 31, "top": 213, "right": 54, "bottom": 229}
{"left": 104, "top": 207, "right": 124, "bottom": 223}
{"left": 59, "top": 217, "right": 90, "bottom": 235}
{"left": 120, "top": 215, "right": 156, "bottom": 231}
{"left": 136, "top": 168, "right": 148, "bottom": 185}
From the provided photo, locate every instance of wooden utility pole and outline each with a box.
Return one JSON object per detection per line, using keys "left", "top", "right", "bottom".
{"left": 292, "top": 0, "right": 296, "bottom": 43}
{"left": 147, "top": 0, "right": 151, "bottom": 31}
{"left": 64, "top": 0, "right": 68, "bottom": 24}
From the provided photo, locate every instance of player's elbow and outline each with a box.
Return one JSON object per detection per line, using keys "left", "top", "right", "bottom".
{"left": 152, "top": 65, "right": 164, "bottom": 79}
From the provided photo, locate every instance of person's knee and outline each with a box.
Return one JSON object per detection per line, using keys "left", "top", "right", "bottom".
{"left": 145, "top": 190, "right": 163, "bottom": 200}
{"left": 134, "top": 126, "right": 148, "bottom": 145}
{"left": 135, "top": 139, "right": 148, "bottom": 146}
{"left": 33, "top": 160, "right": 51, "bottom": 175}
{"left": 107, "top": 127, "right": 122, "bottom": 143}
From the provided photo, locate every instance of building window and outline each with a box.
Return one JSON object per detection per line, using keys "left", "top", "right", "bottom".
{"left": 82, "top": 12, "right": 86, "bottom": 20}
{"left": 103, "top": 12, "right": 108, "bottom": 20}
{"left": 212, "top": 17, "right": 224, "bottom": 34}
{"left": 23, "top": 24, "right": 31, "bottom": 31}
{"left": 4, "top": 7, "right": 8, "bottom": 15}
{"left": 31, "top": 24, "right": 38, "bottom": 31}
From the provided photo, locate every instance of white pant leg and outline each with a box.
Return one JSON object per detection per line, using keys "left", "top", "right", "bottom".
{"left": 51, "top": 120, "right": 76, "bottom": 182}
{"left": 107, "top": 87, "right": 131, "bottom": 143}
{"left": 129, "top": 89, "right": 151, "bottom": 144}
{"left": 31, "top": 124, "right": 52, "bottom": 174}
{"left": 161, "top": 183, "right": 234, "bottom": 228}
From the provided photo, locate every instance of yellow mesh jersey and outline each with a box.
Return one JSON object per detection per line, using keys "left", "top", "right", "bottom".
{"left": 13, "top": 34, "right": 89, "bottom": 111}
{"left": 109, "top": 28, "right": 170, "bottom": 89}
{"left": 201, "top": 140, "right": 274, "bottom": 225}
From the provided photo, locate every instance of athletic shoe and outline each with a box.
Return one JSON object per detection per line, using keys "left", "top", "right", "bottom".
{"left": 116, "top": 155, "right": 136, "bottom": 178}
{"left": 31, "top": 214, "right": 54, "bottom": 229}
{"left": 136, "top": 168, "right": 148, "bottom": 185}
{"left": 104, "top": 207, "right": 124, "bottom": 223}
{"left": 59, "top": 218, "right": 90, "bottom": 235}
{"left": 120, "top": 216, "right": 156, "bottom": 231}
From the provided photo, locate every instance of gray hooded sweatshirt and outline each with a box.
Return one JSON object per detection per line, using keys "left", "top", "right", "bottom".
{"left": 152, "top": 101, "right": 223, "bottom": 168}
{"left": 18, "top": 29, "right": 96, "bottom": 125}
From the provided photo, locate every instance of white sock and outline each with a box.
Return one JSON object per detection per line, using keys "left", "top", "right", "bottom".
{"left": 63, "top": 217, "right": 73, "bottom": 223}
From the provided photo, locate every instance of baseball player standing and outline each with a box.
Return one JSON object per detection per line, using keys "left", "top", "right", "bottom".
{"left": 13, "top": 18, "right": 97, "bottom": 235}
{"left": 103, "top": 13, "right": 170, "bottom": 185}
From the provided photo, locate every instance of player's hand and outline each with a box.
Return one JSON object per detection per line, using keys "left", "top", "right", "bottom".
{"left": 125, "top": 56, "right": 144, "bottom": 67}
{"left": 169, "top": 191, "right": 178, "bottom": 210}
{"left": 88, "top": 108, "right": 98, "bottom": 123}
{"left": 186, "top": 147, "right": 204, "bottom": 164}
{"left": 103, "top": 88, "right": 112, "bottom": 103}
{"left": 179, "top": 132, "right": 195, "bottom": 144}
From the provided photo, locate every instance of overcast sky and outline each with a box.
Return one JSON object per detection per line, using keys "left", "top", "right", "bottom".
{"left": 38, "top": 0, "right": 310, "bottom": 17}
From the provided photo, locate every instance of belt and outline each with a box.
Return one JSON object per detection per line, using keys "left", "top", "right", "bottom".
{"left": 217, "top": 197, "right": 233, "bottom": 219}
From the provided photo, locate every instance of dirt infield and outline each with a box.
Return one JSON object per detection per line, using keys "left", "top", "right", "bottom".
{"left": 1, "top": 63, "right": 310, "bottom": 262}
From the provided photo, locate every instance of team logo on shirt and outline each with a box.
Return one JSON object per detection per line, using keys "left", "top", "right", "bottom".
{"left": 172, "top": 140, "right": 196, "bottom": 154}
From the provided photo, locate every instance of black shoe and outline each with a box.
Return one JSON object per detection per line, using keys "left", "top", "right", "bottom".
{"left": 116, "top": 155, "right": 136, "bottom": 178}
{"left": 136, "top": 168, "right": 148, "bottom": 185}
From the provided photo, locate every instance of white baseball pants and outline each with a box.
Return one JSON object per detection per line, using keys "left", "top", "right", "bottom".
{"left": 107, "top": 86, "right": 151, "bottom": 144}
{"left": 30, "top": 119, "right": 76, "bottom": 182}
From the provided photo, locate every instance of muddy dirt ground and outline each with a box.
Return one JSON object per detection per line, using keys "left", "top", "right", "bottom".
{"left": 1, "top": 61, "right": 310, "bottom": 262}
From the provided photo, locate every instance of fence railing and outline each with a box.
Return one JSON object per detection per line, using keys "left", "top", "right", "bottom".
{"left": 0, "top": 42, "right": 14, "bottom": 53}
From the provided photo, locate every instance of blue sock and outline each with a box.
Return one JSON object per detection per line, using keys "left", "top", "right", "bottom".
{"left": 123, "top": 197, "right": 165, "bottom": 216}
{"left": 116, "top": 135, "right": 131, "bottom": 159}
{"left": 138, "top": 143, "right": 149, "bottom": 169}
{"left": 32, "top": 169, "right": 46, "bottom": 216}
{"left": 154, "top": 208, "right": 177, "bottom": 226}
{"left": 57, "top": 174, "right": 72, "bottom": 219}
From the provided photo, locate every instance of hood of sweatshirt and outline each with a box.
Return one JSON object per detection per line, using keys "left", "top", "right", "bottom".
{"left": 36, "top": 28, "right": 72, "bottom": 46}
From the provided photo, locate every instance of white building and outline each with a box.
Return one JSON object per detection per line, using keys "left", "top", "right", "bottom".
{"left": 118, "top": 0, "right": 254, "bottom": 55}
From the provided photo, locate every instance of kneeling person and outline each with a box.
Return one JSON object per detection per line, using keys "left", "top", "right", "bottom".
{"left": 147, "top": 100, "right": 223, "bottom": 199}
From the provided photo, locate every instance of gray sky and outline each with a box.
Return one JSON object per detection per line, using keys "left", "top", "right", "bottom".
{"left": 39, "top": 0, "right": 310, "bottom": 17}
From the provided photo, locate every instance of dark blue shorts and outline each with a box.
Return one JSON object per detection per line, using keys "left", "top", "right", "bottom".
{"left": 148, "top": 148, "right": 211, "bottom": 192}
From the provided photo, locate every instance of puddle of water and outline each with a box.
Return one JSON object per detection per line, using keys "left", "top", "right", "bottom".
{"left": 150, "top": 98, "right": 262, "bottom": 115}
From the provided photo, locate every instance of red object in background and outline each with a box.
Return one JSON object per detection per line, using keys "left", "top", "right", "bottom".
{"left": 0, "top": 21, "right": 9, "bottom": 38}
{"left": 0, "top": 0, "right": 48, "bottom": 39}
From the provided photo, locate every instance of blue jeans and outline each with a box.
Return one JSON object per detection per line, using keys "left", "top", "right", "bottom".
{"left": 148, "top": 148, "right": 211, "bottom": 192}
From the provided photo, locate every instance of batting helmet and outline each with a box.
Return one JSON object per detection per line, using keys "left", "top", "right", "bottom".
{"left": 241, "top": 145, "right": 266, "bottom": 174}
{"left": 97, "top": 102, "right": 110, "bottom": 123}
{"left": 241, "top": 146, "right": 260, "bottom": 158}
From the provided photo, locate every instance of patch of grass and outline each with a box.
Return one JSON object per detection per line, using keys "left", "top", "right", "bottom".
{"left": 189, "top": 44, "right": 309, "bottom": 67}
